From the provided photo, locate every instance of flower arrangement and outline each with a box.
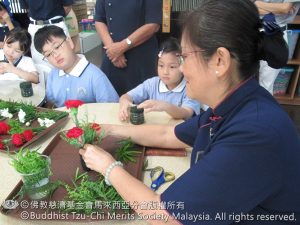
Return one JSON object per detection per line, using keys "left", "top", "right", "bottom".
{"left": 61, "top": 100, "right": 105, "bottom": 149}
{"left": 61, "top": 100, "right": 105, "bottom": 170}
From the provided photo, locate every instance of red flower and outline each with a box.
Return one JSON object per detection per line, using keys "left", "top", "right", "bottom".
{"left": 0, "top": 139, "right": 5, "bottom": 150}
{"left": 65, "top": 100, "right": 84, "bottom": 109}
{"left": 90, "top": 123, "right": 101, "bottom": 132}
{"left": 0, "top": 121, "right": 10, "bottom": 135}
{"left": 12, "top": 134, "right": 24, "bottom": 147}
{"left": 23, "top": 130, "right": 34, "bottom": 142}
{"left": 66, "top": 127, "right": 83, "bottom": 139}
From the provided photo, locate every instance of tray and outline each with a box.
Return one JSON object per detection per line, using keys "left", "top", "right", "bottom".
{"left": 0, "top": 133, "right": 145, "bottom": 221}
{"left": 0, "top": 107, "right": 68, "bottom": 153}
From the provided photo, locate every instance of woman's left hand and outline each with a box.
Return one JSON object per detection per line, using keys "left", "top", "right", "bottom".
{"left": 79, "top": 144, "right": 116, "bottom": 175}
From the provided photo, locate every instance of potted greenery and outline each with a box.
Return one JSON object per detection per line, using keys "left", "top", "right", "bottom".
{"left": 10, "top": 148, "right": 52, "bottom": 200}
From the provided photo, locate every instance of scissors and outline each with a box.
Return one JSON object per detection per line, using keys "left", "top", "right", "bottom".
{"left": 148, "top": 166, "right": 175, "bottom": 191}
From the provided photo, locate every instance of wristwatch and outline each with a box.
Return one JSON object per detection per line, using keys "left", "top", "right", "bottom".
{"left": 125, "top": 38, "right": 132, "bottom": 47}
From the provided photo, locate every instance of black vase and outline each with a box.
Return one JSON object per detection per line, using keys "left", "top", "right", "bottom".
{"left": 80, "top": 155, "right": 91, "bottom": 171}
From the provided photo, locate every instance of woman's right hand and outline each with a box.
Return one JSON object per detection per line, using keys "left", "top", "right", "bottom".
{"left": 79, "top": 144, "right": 115, "bottom": 175}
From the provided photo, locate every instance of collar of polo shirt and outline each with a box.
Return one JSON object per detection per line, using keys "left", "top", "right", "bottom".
{"left": 159, "top": 78, "right": 186, "bottom": 93}
{"left": 58, "top": 54, "right": 89, "bottom": 77}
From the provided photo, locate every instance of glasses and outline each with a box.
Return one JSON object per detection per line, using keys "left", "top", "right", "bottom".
{"left": 42, "top": 38, "right": 66, "bottom": 61}
{"left": 176, "top": 50, "right": 204, "bottom": 65}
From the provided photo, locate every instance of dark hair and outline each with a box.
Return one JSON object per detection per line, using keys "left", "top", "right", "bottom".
{"left": 0, "top": 2, "right": 8, "bottom": 12}
{"left": 34, "top": 25, "right": 66, "bottom": 53}
{"left": 181, "top": 0, "right": 288, "bottom": 80}
{"left": 159, "top": 37, "right": 181, "bottom": 55}
{"left": 5, "top": 27, "right": 31, "bottom": 54}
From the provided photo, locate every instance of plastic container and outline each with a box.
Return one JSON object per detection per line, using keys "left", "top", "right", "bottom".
{"left": 80, "top": 19, "right": 96, "bottom": 32}
{"left": 287, "top": 30, "right": 300, "bottom": 59}
{"left": 273, "top": 67, "right": 294, "bottom": 95}
{"left": 19, "top": 155, "right": 52, "bottom": 200}
{"left": 19, "top": 81, "right": 33, "bottom": 97}
{"left": 130, "top": 106, "right": 145, "bottom": 125}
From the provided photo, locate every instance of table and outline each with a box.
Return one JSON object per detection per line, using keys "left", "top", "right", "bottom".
{"left": 0, "top": 80, "right": 45, "bottom": 106}
{"left": 0, "top": 103, "right": 190, "bottom": 225}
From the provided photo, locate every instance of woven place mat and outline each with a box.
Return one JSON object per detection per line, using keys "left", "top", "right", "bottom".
{"left": 0, "top": 107, "right": 68, "bottom": 153}
{"left": 0, "top": 134, "right": 145, "bottom": 221}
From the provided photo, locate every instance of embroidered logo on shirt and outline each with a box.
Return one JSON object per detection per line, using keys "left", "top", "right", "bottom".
{"left": 77, "top": 87, "right": 87, "bottom": 96}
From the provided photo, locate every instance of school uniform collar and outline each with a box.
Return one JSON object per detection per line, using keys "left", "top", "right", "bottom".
{"left": 159, "top": 78, "right": 186, "bottom": 93}
{"left": 58, "top": 54, "right": 89, "bottom": 77}
{"left": 2, "top": 55, "right": 22, "bottom": 66}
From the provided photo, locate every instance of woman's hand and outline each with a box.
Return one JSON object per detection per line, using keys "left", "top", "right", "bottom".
{"left": 79, "top": 144, "right": 115, "bottom": 174}
{"left": 138, "top": 100, "right": 167, "bottom": 113}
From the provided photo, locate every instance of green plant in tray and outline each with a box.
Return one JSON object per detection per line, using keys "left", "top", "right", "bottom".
{"left": 64, "top": 168, "right": 127, "bottom": 214}
{"left": 115, "top": 138, "right": 141, "bottom": 164}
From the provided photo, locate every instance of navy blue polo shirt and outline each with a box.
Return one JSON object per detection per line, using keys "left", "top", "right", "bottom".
{"left": 94, "top": 0, "right": 162, "bottom": 42}
{"left": 19, "top": 0, "right": 73, "bottom": 20}
{"left": 161, "top": 78, "right": 300, "bottom": 225}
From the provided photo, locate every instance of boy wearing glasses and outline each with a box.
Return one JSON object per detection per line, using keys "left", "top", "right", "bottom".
{"left": 34, "top": 25, "right": 119, "bottom": 108}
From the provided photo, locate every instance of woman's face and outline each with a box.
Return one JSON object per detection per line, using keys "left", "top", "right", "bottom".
{"left": 157, "top": 52, "right": 183, "bottom": 90}
{"left": 3, "top": 40, "right": 24, "bottom": 63}
{"left": 180, "top": 35, "right": 215, "bottom": 103}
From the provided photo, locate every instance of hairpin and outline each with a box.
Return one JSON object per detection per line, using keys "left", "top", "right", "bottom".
{"left": 158, "top": 47, "right": 165, "bottom": 58}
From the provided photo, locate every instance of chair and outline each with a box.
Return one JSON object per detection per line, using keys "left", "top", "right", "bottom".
{"left": 35, "top": 64, "right": 52, "bottom": 106}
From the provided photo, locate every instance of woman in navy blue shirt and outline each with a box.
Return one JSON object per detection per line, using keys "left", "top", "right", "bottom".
{"left": 80, "top": 0, "right": 300, "bottom": 224}
{"left": 94, "top": 0, "right": 162, "bottom": 95}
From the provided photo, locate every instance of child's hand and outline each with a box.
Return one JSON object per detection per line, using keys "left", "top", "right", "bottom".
{"left": 2, "top": 12, "right": 11, "bottom": 22}
{"left": 0, "top": 62, "right": 13, "bottom": 73}
{"left": 0, "top": 63, "right": 7, "bottom": 74}
{"left": 138, "top": 100, "right": 167, "bottom": 113}
{"left": 119, "top": 99, "right": 133, "bottom": 121}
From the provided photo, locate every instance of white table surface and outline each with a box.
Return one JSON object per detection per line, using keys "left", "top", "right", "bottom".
{"left": 0, "top": 103, "right": 190, "bottom": 225}
{"left": 0, "top": 80, "right": 45, "bottom": 106}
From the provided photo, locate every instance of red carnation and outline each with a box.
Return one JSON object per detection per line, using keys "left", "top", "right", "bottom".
{"left": 23, "top": 130, "right": 34, "bottom": 142}
{"left": 66, "top": 127, "right": 83, "bottom": 139}
{"left": 12, "top": 134, "right": 24, "bottom": 147}
{"left": 0, "top": 121, "right": 10, "bottom": 135}
{"left": 0, "top": 139, "right": 5, "bottom": 150}
{"left": 65, "top": 100, "right": 84, "bottom": 109}
{"left": 90, "top": 123, "right": 101, "bottom": 132}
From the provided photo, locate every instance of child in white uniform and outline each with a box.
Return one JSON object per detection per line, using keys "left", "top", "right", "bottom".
{"left": 119, "top": 37, "right": 200, "bottom": 120}
{"left": 0, "top": 27, "right": 38, "bottom": 83}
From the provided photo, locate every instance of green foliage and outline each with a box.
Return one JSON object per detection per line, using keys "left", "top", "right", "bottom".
{"left": 7, "top": 120, "right": 24, "bottom": 134}
{"left": 18, "top": 102, "right": 37, "bottom": 123}
{"left": 0, "top": 100, "right": 20, "bottom": 114}
{"left": 64, "top": 168, "right": 126, "bottom": 214}
{"left": 10, "top": 148, "right": 49, "bottom": 174}
{"left": 115, "top": 138, "right": 141, "bottom": 164}
{"left": 37, "top": 110, "right": 68, "bottom": 121}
